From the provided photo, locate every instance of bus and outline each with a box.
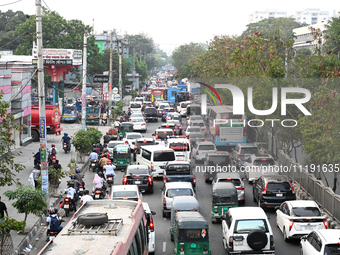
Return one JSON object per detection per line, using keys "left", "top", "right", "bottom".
{"left": 38, "top": 200, "right": 149, "bottom": 255}
{"left": 167, "top": 88, "right": 181, "bottom": 104}
{"left": 151, "top": 88, "right": 165, "bottom": 101}
{"left": 207, "top": 105, "right": 247, "bottom": 150}
{"left": 187, "top": 103, "right": 201, "bottom": 116}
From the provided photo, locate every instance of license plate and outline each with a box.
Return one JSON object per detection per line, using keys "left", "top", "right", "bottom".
{"left": 79, "top": 188, "right": 83, "bottom": 191}
{"left": 276, "top": 193, "right": 283, "bottom": 197}
{"left": 108, "top": 177, "right": 113, "bottom": 181}
{"left": 135, "top": 181, "right": 141, "bottom": 184}
{"left": 49, "top": 236, "right": 55, "bottom": 241}
{"left": 305, "top": 226, "right": 313, "bottom": 230}
{"left": 64, "top": 204, "right": 69, "bottom": 209}
{"left": 95, "top": 194, "right": 100, "bottom": 198}
{"left": 91, "top": 163, "right": 95, "bottom": 166}
{"left": 234, "top": 241, "right": 243, "bottom": 246}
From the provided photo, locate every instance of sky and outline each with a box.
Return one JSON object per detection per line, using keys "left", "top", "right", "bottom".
{"left": 1, "top": 0, "right": 339, "bottom": 55}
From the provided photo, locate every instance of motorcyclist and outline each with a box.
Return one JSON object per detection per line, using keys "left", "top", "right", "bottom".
{"left": 74, "top": 169, "right": 84, "bottom": 186}
{"left": 33, "top": 148, "right": 41, "bottom": 167}
{"left": 103, "top": 164, "right": 116, "bottom": 180}
{"left": 66, "top": 182, "right": 77, "bottom": 211}
{"left": 127, "top": 108, "right": 132, "bottom": 117}
{"left": 103, "top": 132, "right": 111, "bottom": 145}
{"left": 97, "top": 154, "right": 108, "bottom": 174}
{"left": 95, "top": 140, "right": 103, "bottom": 153}
{"left": 46, "top": 207, "right": 64, "bottom": 241}
{"left": 92, "top": 172, "right": 106, "bottom": 195}
{"left": 89, "top": 149, "right": 98, "bottom": 160}
{"left": 102, "top": 111, "right": 108, "bottom": 125}
{"left": 48, "top": 144, "right": 58, "bottom": 164}
{"left": 114, "top": 118, "right": 121, "bottom": 128}
{"left": 68, "top": 174, "right": 81, "bottom": 190}
{"left": 61, "top": 133, "right": 71, "bottom": 149}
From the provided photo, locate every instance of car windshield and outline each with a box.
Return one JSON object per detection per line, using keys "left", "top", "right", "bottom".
{"left": 167, "top": 188, "right": 193, "bottom": 198}
{"left": 127, "top": 168, "right": 149, "bottom": 175}
{"left": 241, "top": 148, "right": 259, "bottom": 154}
{"left": 154, "top": 151, "right": 175, "bottom": 161}
{"left": 112, "top": 191, "right": 138, "bottom": 198}
{"left": 131, "top": 118, "right": 144, "bottom": 123}
{"left": 180, "top": 103, "right": 188, "bottom": 108}
{"left": 209, "top": 156, "right": 230, "bottom": 165}
{"left": 324, "top": 244, "right": 340, "bottom": 254}
{"left": 145, "top": 108, "right": 157, "bottom": 113}
{"left": 131, "top": 113, "right": 143, "bottom": 117}
{"left": 254, "top": 159, "right": 276, "bottom": 166}
{"left": 266, "top": 182, "right": 291, "bottom": 192}
{"left": 108, "top": 142, "right": 122, "bottom": 148}
{"left": 159, "top": 105, "right": 169, "bottom": 109}
{"left": 235, "top": 219, "right": 268, "bottom": 233}
{"left": 199, "top": 145, "right": 215, "bottom": 150}
{"left": 291, "top": 207, "right": 321, "bottom": 217}
{"left": 127, "top": 134, "right": 142, "bottom": 139}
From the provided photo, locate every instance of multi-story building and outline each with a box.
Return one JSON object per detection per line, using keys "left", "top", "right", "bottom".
{"left": 292, "top": 8, "right": 330, "bottom": 25}
{"left": 293, "top": 22, "right": 327, "bottom": 52}
{"left": 248, "top": 9, "right": 287, "bottom": 24}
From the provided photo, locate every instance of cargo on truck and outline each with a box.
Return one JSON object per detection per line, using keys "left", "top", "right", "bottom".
{"left": 86, "top": 106, "right": 100, "bottom": 125}
{"left": 31, "top": 104, "right": 63, "bottom": 142}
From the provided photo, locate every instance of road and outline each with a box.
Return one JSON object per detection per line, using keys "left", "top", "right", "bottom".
{"left": 29, "top": 117, "right": 302, "bottom": 255}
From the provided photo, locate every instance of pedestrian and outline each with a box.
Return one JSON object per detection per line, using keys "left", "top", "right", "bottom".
{"left": 32, "top": 167, "right": 41, "bottom": 188}
{"left": 80, "top": 190, "right": 93, "bottom": 205}
{"left": 0, "top": 196, "right": 9, "bottom": 221}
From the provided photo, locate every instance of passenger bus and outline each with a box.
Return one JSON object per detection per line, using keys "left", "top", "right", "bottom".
{"left": 207, "top": 105, "right": 247, "bottom": 150}
{"left": 38, "top": 200, "right": 150, "bottom": 255}
{"left": 151, "top": 88, "right": 165, "bottom": 101}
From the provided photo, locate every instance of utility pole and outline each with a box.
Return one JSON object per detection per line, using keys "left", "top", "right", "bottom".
{"left": 140, "top": 49, "right": 142, "bottom": 62}
{"left": 118, "top": 38, "right": 122, "bottom": 99}
{"left": 133, "top": 47, "right": 136, "bottom": 91}
{"left": 36, "top": 0, "right": 48, "bottom": 203}
{"left": 81, "top": 34, "right": 87, "bottom": 130}
{"left": 108, "top": 31, "right": 113, "bottom": 119}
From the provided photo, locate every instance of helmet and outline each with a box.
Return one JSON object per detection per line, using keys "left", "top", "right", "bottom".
{"left": 97, "top": 140, "right": 100, "bottom": 143}
{"left": 92, "top": 148, "right": 97, "bottom": 152}
{"left": 64, "top": 132, "right": 68, "bottom": 136}
{"left": 76, "top": 169, "right": 80, "bottom": 173}
{"left": 51, "top": 144, "right": 55, "bottom": 147}
{"left": 48, "top": 207, "right": 58, "bottom": 215}
{"left": 98, "top": 172, "right": 104, "bottom": 178}
{"left": 71, "top": 175, "right": 76, "bottom": 179}
{"left": 106, "top": 132, "right": 109, "bottom": 134}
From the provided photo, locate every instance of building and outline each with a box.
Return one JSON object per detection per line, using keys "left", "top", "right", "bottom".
{"left": 292, "top": 9, "right": 330, "bottom": 25}
{"left": 248, "top": 9, "right": 287, "bottom": 24}
{"left": 293, "top": 22, "right": 327, "bottom": 52}
{"left": 94, "top": 32, "right": 129, "bottom": 57}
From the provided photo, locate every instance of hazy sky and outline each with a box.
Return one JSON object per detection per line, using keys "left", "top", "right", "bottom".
{"left": 1, "top": 0, "right": 339, "bottom": 54}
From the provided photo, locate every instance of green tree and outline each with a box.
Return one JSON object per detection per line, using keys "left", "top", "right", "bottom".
{"left": 125, "top": 33, "right": 154, "bottom": 57}
{"left": 71, "top": 127, "right": 102, "bottom": 154}
{"left": 0, "top": 217, "right": 26, "bottom": 254}
{"left": 4, "top": 185, "right": 48, "bottom": 224}
{"left": 324, "top": 15, "right": 340, "bottom": 55}
{"left": 0, "top": 94, "right": 25, "bottom": 187}
{"left": 112, "top": 101, "right": 125, "bottom": 120}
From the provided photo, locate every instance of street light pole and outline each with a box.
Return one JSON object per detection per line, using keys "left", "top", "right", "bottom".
{"left": 81, "top": 34, "right": 87, "bottom": 130}
{"left": 118, "top": 38, "right": 123, "bottom": 99}
{"left": 109, "top": 31, "right": 113, "bottom": 118}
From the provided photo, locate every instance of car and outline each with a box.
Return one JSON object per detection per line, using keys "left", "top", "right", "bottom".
{"left": 160, "top": 123, "right": 179, "bottom": 135}
{"left": 177, "top": 101, "right": 190, "bottom": 116}
{"left": 166, "top": 119, "right": 183, "bottom": 135}
{"left": 157, "top": 103, "right": 170, "bottom": 117}
{"left": 122, "top": 132, "right": 143, "bottom": 150}
{"left": 253, "top": 175, "right": 296, "bottom": 209}
{"left": 107, "top": 140, "right": 125, "bottom": 159}
{"left": 221, "top": 207, "right": 275, "bottom": 254}
{"left": 212, "top": 172, "right": 246, "bottom": 204}
{"left": 166, "top": 137, "right": 191, "bottom": 162}
{"left": 154, "top": 99, "right": 165, "bottom": 108}
{"left": 110, "top": 184, "right": 143, "bottom": 202}
{"left": 128, "top": 101, "right": 142, "bottom": 113}
{"left": 184, "top": 126, "right": 201, "bottom": 138}
{"left": 232, "top": 143, "right": 260, "bottom": 168}
{"left": 191, "top": 120, "right": 207, "bottom": 134}
{"left": 143, "top": 107, "right": 158, "bottom": 122}
{"left": 276, "top": 200, "right": 328, "bottom": 241}
{"left": 187, "top": 115, "right": 204, "bottom": 125}
{"left": 188, "top": 132, "right": 206, "bottom": 147}
{"left": 153, "top": 128, "right": 174, "bottom": 141}
{"left": 163, "top": 100, "right": 175, "bottom": 108}
{"left": 300, "top": 229, "right": 340, "bottom": 255}
{"left": 161, "top": 107, "right": 176, "bottom": 122}
{"left": 243, "top": 154, "right": 279, "bottom": 183}
{"left": 142, "top": 101, "right": 154, "bottom": 111}
{"left": 142, "top": 202, "right": 156, "bottom": 255}
{"left": 134, "top": 97, "right": 144, "bottom": 103}
{"left": 130, "top": 117, "right": 147, "bottom": 132}
{"left": 161, "top": 182, "right": 195, "bottom": 217}
{"left": 133, "top": 138, "right": 157, "bottom": 161}
{"left": 130, "top": 112, "right": 145, "bottom": 121}
{"left": 204, "top": 151, "right": 232, "bottom": 183}
{"left": 192, "top": 141, "right": 216, "bottom": 163}
{"left": 166, "top": 112, "right": 182, "bottom": 123}
{"left": 123, "top": 165, "right": 153, "bottom": 193}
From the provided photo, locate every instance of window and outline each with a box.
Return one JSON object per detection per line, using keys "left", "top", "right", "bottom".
{"left": 291, "top": 207, "right": 321, "bottom": 217}
{"left": 22, "top": 116, "right": 30, "bottom": 140}
{"left": 235, "top": 219, "right": 268, "bottom": 233}
{"left": 154, "top": 151, "right": 175, "bottom": 162}
{"left": 167, "top": 188, "right": 193, "bottom": 198}
{"left": 142, "top": 150, "right": 151, "bottom": 160}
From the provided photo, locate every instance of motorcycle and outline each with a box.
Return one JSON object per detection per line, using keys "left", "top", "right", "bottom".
{"left": 101, "top": 119, "right": 106, "bottom": 126}
{"left": 63, "top": 142, "right": 71, "bottom": 153}
{"left": 90, "top": 159, "right": 98, "bottom": 172}
{"left": 61, "top": 197, "right": 74, "bottom": 217}
{"left": 93, "top": 186, "right": 106, "bottom": 199}
{"left": 48, "top": 155, "right": 57, "bottom": 166}
{"left": 46, "top": 224, "right": 62, "bottom": 242}
{"left": 106, "top": 174, "right": 114, "bottom": 187}
{"left": 78, "top": 182, "right": 85, "bottom": 197}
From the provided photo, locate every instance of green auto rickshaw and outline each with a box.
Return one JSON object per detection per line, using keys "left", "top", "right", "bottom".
{"left": 118, "top": 122, "right": 133, "bottom": 140}
{"left": 173, "top": 211, "right": 211, "bottom": 255}
{"left": 112, "top": 144, "right": 131, "bottom": 171}
{"left": 211, "top": 182, "right": 238, "bottom": 223}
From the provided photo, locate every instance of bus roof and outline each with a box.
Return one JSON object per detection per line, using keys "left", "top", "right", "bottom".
{"left": 39, "top": 200, "right": 143, "bottom": 255}
{"left": 208, "top": 105, "right": 234, "bottom": 112}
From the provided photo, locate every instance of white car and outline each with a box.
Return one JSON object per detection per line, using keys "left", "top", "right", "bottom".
{"left": 122, "top": 132, "right": 143, "bottom": 150}
{"left": 276, "top": 200, "right": 327, "bottom": 241}
{"left": 107, "top": 140, "right": 125, "bottom": 159}
{"left": 157, "top": 103, "right": 170, "bottom": 116}
{"left": 161, "top": 182, "right": 195, "bottom": 217}
{"left": 130, "top": 112, "right": 145, "bottom": 121}
{"left": 129, "top": 102, "right": 142, "bottom": 113}
{"left": 142, "top": 202, "right": 156, "bottom": 255}
{"left": 184, "top": 126, "right": 201, "bottom": 138}
{"left": 130, "top": 117, "right": 147, "bottom": 132}
{"left": 154, "top": 99, "right": 165, "bottom": 108}
{"left": 192, "top": 141, "right": 216, "bottom": 163}
{"left": 300, "top": 229, "right": 340, "bottom": 255}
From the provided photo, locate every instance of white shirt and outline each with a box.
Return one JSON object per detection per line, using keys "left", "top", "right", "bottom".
{"left": 48, "top": 147, "right": 58, "bottom": 155}
{"left": 66, "top": 187, "right": 76, "bottom": 199}
{"left": 89, "top": 152, "right": 98, "bottom": 160}
{"left": 104, "top": 165, "right": 116, "bottom": 179}
{"left": 81, "top": 195, "right": 93, "bottom": 204}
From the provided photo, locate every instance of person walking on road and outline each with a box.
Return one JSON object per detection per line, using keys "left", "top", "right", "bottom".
{"left": 32, "top": 167, "right": 41, "bottom": 188}
{"left": 0, "top": 196, "right": 9, "bottom": 221}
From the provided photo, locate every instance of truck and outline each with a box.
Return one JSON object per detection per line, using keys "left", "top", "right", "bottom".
{"left": 31, "top": 104, "right": 63, "bottom": 142}
{"left": 86, "top": 106, "right": 100, "bottom": 125}
{"left": 163, "top": 161, "right": 196, "bottom": 190}
{"left": 166, "top": 88, "right": 181, "bottom": 104}
{"left": 37, "top": 200, "right": 150, "bottom": 255}
{"left": 61, "top": 102, "right": 81, "bottom": 123}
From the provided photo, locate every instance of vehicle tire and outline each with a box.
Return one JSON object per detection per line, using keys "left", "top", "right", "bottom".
{"left": 162, "top": 210, "right": 166, "bottom": 217}
{"left": 246, "top": 230, "right": 268, "bottom": 250}
{"left": 77, "top": 213, "right": 108, "bottom": 226}
{"left": 283, "top": 227, "right": 289, "bottom": 242}
{"left": 31, "top": 129, "right": 39, "bottom": 142}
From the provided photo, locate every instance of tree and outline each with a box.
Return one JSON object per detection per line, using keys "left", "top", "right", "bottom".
{"left": 0, "top": 217, "right": 26, "bottom": 255}
{"left": 4, "top": 185, "right": 48, "bottom": 224}
{"left": 71, "top": 127, "right": 103, "bottom": 154}
{"left": 0, "top": 94, "right": 25, "bottom": 187}
{"left": 324, "top": 15, "right": 340, "bottom": 55}
{"left": 125, "top": 33, "right": 154, "bottom": 57}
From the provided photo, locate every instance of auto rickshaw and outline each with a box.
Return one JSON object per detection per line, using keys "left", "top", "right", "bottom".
{"left": 211, "top": 182, "right": 238, "bottom": 223}
{"left": 173, "top": 211, "right": 211, "bottom": 255}
{"left": 118, "top": 122, "right": 133, "bottom": 140}
{"left": 112, "top": 144, "right": 131, "bottom": 171}
{"left": 108, "top": 127, "right": 119, "bottom": 140}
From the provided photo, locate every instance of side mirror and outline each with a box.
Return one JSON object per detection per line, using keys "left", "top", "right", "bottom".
{"left": 301, "top": 235, "right": 307, "bottom": 241}
{"left": 151, "top": 211, "right": 156, "bottom": 215}
{"left": 221, "top": 215, "right": 226, "bottom": 221}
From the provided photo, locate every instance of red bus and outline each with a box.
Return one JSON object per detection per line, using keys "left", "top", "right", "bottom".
{"left": 151, "top": 87, "right": 166, "bottom": 101}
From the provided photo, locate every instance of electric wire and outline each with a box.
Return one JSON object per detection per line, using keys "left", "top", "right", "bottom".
{"left": 0, "top": 0, "right": 22, "bottom": 7}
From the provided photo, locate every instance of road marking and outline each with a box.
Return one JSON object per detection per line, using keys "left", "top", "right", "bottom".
{"left": 162, "top": 242, "right": 166, "bottom": 252}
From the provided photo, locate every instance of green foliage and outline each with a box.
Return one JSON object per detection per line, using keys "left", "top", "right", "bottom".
{"left": 324, "top": 15, "right": 340, "bottom": 55}
{"left": 67, "top": 157, "right": 79, "bottom": 171}
{"left": 131, "top": 89, "right": 138, "bottom": 98}
{"left": 71, "top": 127, "right": 102, "bottom": 154}
{"left": 112, "top": 101, "right": 125, "bottom": 120}
{"left": 48, "top": 165, "right": 67, "bottom": 183}
{"left": 0, "top": 217, "right": 25, "bottom": 235}
{"left": 4, "top": 185, "right": 48, "bottom": 223}
{"left": 0, "top": 94, "right": 25, "bottom": 187}
{"left": 125, "top": 33, "right": 154, "bottom": 57}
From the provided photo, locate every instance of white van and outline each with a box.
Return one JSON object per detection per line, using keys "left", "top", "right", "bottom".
{"left": 136, "top": 145, "right": 176, "bottom": 177}
{"left": 166, "top": 137, "right": 191, "bottom": 162}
